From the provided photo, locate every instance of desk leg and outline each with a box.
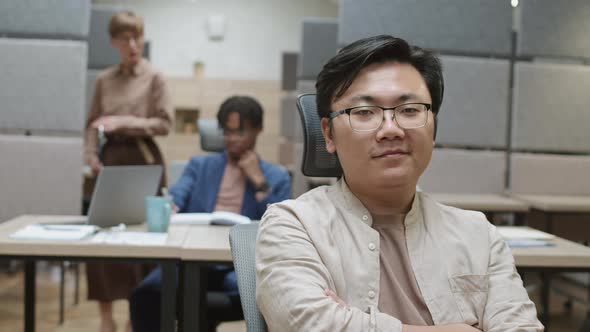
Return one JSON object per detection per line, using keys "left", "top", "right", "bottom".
{"left": 514, "top": 212, "right": 525, "bottom": 226}
{"left": 182, "top": 262, "right": 208, "bottom": 332}
{"left": 545, "top": 213, "right": 553, "bottom": 234}
{"left": 59, "top": 262, "right": 65, "bottom": 325}
{"left": 24, "top": 260, "right": 36, "bottom": 332}
{"left": 541, "top": 271, "right": 552, "bottom": 331}
{"left": 161, "top": 262, "right": 176, "bottom": 332}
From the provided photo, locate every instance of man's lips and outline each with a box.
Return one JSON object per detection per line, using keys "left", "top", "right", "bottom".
{"left": 372, "top": 149, "right": 409, "bottom": 158}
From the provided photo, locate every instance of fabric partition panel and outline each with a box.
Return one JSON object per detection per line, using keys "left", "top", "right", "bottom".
{"left": 419, "top": 148, "right": 506, "bottom": 194}
{"left": 282, "top": 52, "right": 299, "bottom": 91}
{"left": 0, "top": 0, "right": 90, "bottom": 39}
{"left": 0, "top": 135, "right": 83, "bottom": 223}
{"left": 339, "top": 0, "right": 512, "bottom": 55}
{"left": 299, "top": 18, "right": 339, "bottom": 80}
{"left": 88, "top": 5, "right": 123, "bottom": 69}
{"left": 0, "top": 38, "right": 87, "bottom": 134}
{"left": 518, "top": 0, "right": 590, "bottom": 59}
{"left": 296, "top": 80, "right": 316, "bottom": 94}
{"left": 510, "top": 153, "right": 590, "bottom": 196}
{"left": 435, "top": 56, "right": 510, "bottom": 148}
{"left": 513, "top": 62, "right": 590, "bottom": 154}
{"left": 280, "top": 94, "right": 303, "bottom": 142}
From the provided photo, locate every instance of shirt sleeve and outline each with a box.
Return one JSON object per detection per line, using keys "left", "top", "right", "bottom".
{"left": 169, "top": 159, "right": 197, "bottom": 212}
{"left": 116, "top": 72, "right": 173, "bottom": 137}
{"left": 482, "top": 224, "right": 544, "bottom": 332}
{"left": 84, "top": 76, "right": 103, "bottom": 161}
{"left": 256, "top": 206, "right": 403, "bottom": 332}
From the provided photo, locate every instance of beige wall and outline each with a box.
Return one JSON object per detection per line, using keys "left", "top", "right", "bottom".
{"left": 155, "top": 77, "right": 282, "bottom": 164}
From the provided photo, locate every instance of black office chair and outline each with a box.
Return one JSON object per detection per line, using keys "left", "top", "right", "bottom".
{"left": 296, "top": 93, "right": 342, "bottom": 177}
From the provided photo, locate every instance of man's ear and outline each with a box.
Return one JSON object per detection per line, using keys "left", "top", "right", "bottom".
{"left": 320, "top": 117, "right": 336, "bottom": 153}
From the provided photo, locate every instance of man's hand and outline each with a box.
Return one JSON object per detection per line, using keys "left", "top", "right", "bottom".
{"left": 237, "top": 150, "right": 265, "bottom": 187}
{"left": 86, "top": 154, "right": 103, "bottom": 177}
{"left": 91, "top": 115, "right": 134, "bottom": 133}
{"left": 325, "top": 289, "right": 348, "bottom": 308}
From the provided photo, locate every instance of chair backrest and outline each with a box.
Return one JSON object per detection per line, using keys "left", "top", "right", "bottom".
{"left": 296, "top": 93, "right": 342, "bottom": 177}
{"left": 197, "top": 119, "right": 225, "bottom": 152}
{"left": 228, "top": 223, "right": 267, "bottom": 332}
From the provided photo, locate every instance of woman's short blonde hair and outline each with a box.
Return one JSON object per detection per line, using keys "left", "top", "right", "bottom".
{"left": 108, "top": 11, "right": 144, "bottom": 38}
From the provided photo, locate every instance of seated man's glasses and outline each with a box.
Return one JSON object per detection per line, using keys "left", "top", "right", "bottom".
{"left": 329, "top": 102, "right": 432, "bottom": 132}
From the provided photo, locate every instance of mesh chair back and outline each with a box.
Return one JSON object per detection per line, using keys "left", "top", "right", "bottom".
{"left": 197, "top": 119, "right": 225, "bottom": 152}
{"left": 296, "top": 94, "right": 342, "bottom": 177}
{"left": 229, "top": 223, "right": 267, "bottom": 332}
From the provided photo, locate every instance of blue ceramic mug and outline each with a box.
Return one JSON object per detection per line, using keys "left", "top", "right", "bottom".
{"left": 145, "top": 196, "right": 172, "bottom": 232}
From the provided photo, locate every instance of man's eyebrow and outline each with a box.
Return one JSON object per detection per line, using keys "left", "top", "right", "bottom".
{"left": 348, "top": 93, "right": 421, "bottom": 104}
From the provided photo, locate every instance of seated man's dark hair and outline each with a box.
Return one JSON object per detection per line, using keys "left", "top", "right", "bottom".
{"left": 217, "top": 95, "right": 264, "bottom": 130}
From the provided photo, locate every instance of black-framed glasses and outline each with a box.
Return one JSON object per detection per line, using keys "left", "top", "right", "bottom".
{"left": 329, "top": 102, "right": 432, "bottom": 132}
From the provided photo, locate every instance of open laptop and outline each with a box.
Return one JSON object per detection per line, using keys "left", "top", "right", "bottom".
{"left": 86, "top": 165, "right": 163, "bottom": 228}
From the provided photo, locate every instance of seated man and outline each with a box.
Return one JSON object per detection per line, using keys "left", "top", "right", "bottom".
{"left": 256, "top": 35, "right": 543, "bottom": 331}
{"left": 130, "top": 95, "right": 291, "bottom": 332}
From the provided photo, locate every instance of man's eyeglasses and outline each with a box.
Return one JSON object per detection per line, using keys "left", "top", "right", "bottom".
{"left": 329, "top": 102, "right": 432, "bottom": 132}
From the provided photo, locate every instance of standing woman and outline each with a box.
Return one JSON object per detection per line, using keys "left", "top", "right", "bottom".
{"left": 84, "top": 11, "right": 172, "bottom": 332}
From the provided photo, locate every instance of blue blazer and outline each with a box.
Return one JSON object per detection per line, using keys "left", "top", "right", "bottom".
{"left": 169, "top": 152, "right": 291, "bottom": 219}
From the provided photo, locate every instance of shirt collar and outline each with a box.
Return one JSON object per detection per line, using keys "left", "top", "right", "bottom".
{"left": 334, "top": 178, "right": 421, "bottom": 228}
{"left": 116, "top": 58, "right": 147, "bottom": 76}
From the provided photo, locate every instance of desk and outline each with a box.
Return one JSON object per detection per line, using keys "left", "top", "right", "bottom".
{"left": 180, "top": 225, "right": 233, "bottom": 332}
{"left": 430, "top": 193, "right": 530, "bottom": 224}
{"left": 508, "top": 226, "right": 590, "bottom": 328}
{"left": 511, "top": 194, "right": 590, "bottom": 233}
{"left": 0, "top": 215, "right": 188, "bottom": 332}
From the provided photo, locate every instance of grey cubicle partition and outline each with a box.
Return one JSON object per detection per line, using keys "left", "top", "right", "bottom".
{"left": 280, "top": 94, "right": 303, "bottom": 143}
{"left": 0, "top": 135, "right": 83, "bottom": 223}
{"left": 419, "top": 148, "right": 506, "bottom": 194}
{"left": 88, "top": 5, "right": 124, "bottom": 69}
{"left": 0, "top": 39, "right": 87, "bottom": 134}
{"left": 518, "top": 0, "right": 590, "bottom": 59}
{"left": 339, "top": 0, "right": 512, "bottom": 56}
{"left": 299, "top": 18, "right": 339, "bottom": 80}
{"left": 0, "top": 0, "right": 90, "bottom": 39}
{"left": 512, "top": 62, "right": 590, "bottom": 154}
{"left": 436, "top": 56, "right": 510, "bottom": 149}
{"left": 282, "top": 52, "right": 299, "bottom": 91}
{"left": 296, "top": 80, "right": 316, "bottom": 94}
{"left": 511, "top": 153, "right": 590, "bottom": 196}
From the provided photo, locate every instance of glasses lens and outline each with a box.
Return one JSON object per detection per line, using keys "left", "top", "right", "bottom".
{"left": 349, "top": 106, "right": 383, "bottom": 131}
{"left": 395, "top": 104, "right": 428, "bottom": 129}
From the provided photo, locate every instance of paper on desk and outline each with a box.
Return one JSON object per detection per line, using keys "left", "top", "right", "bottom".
{"left": 506, "top": 239, "right": 555, "bottom": 248}
{"left": 10, "top": 224, "right": 99, "bottom": 241}
{"left": 170, "top": 213, "right": 212, "bottom": 225}
{"left": 498, "top": 227, "right": 555, "bottom": 240}
{"left": 91, "top": 232, "right": 168, "bottom": 246}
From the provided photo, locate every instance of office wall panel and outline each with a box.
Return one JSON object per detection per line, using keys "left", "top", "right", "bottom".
{"left": 339, "top": 0, "right": 512, "bottom": 55}
{"left": 419, "top": 148, "right": 506, "bottom": 194}
{"left": 519, "top": 0, "right": 590, "bottom": 59}
{"left": 0, "top": 0, "right": 90, "bottom": 39}
{"left": 299, "top": 18, "right": 339, "bottom": 80}
{"left": 436, "top": 56, "right": 510, "bottom": 148}
{"left": 513, "top": 62, "right": 590, "bottom": 153}
{"left": 280, "top": 94, "right": 303, "bottom": 142}
{"left": 0, "top": 39, "right": 87, "bottom": 134}
{"left": 297, "top": 80, "right": 316, "bottom": 94}
{"left": 282, "top": 52, "right": 299, "bottom": 91}
{"left": 0, "top": 135, "right": 83, "bottom": 223}
{"left": 88, "top": 6, "right": 123, "bottom": 69}
{"left": 511, "top": 153, "right": 590, "bottom": 195}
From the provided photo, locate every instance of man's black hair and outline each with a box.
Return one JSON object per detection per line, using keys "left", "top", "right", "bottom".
{"left": 315, "top": 35, "right": 444, "bottom": 139}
